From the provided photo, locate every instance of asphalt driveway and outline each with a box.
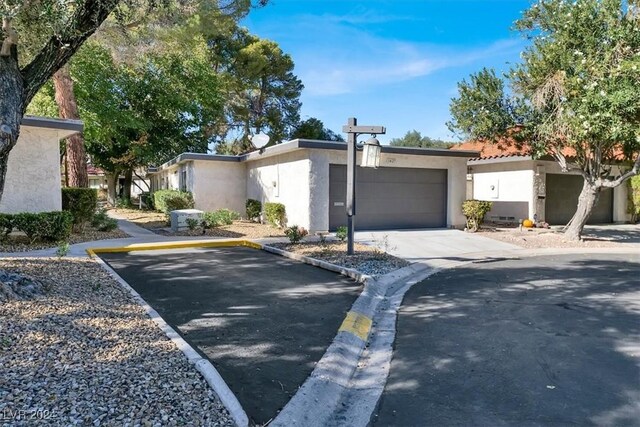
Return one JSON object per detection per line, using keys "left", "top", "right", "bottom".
{"left": 100, "top": 247, "right": 360, "bottom": 425}
{"left": 374, "top": 253, "right": 640, "bottom": 427}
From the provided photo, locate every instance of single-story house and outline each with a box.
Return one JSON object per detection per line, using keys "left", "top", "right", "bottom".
{"left": 0, "top": 116, "right": 83, "bottom": 214}
{"left": 149, "top": 139, "right": 479, "bottom": 232}
{"left": 450, "top": 141, "right": 632, "bottom": 225}
{"left": 87, "top": 165, "right": 149, "bottom": 197}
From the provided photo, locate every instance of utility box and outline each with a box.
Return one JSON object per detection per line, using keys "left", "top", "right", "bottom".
{"left": 170, "top": 209, "right": 203, "bottom": 232}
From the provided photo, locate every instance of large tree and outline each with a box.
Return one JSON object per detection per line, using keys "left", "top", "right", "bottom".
{"left": 290, "top": 117, "right": 344, "bottom": 141}
{"left": 448, "top": 0, "right": 640, "bottom": 241}
{"left": 0, "top": 0, "right": 265, "bottom": 201}
{"left": 211, "top": 27, "right": 303, "bottom": 154}
{"left": 389, "top": 130, "right": 453, "bottom": 149}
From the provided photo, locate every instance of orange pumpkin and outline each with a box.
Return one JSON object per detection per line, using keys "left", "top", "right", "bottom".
{"left": 522, "top": 219, "right": 534, "bottom": 228}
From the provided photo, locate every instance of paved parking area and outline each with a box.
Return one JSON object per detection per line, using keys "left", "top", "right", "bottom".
{"left": 100, "top": 246, "right": 360, "bottom": 425}
{"left": 374, "top": 253, "right": 640, "bottom": 427}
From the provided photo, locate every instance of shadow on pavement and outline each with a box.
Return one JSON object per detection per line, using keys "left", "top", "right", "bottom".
{"left": 374, "top": 253, "right": 640, "bottom": 427}
{"left": 100, "top": 247, "right": 360, "bottom": 425}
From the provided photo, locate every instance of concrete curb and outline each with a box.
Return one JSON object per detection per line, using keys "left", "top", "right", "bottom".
{"left": 92, "top": 256, "right": 249, "bottom": 427}
{"left": 261, "top": 244, "right": 373, "bottom": 284}
{"left": 86, "top": 239, "right": 262, "bottom": 256}
{"left": 270, "top": 263, "right": 432, "bottom": 427}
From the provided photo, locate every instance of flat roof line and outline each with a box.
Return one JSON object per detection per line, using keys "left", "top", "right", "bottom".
{"left": 21, "top": 115, "right": 83, "bottom": 132}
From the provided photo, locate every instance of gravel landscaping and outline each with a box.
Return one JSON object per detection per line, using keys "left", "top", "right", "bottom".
{"left": 0, "top": 227, "right": 129, "bottom": 253}
{"left": 111, "top": 208, "right": 286, "bottom": 239}
{"left": 0, "top": 258, "right": 233, "bottom": 427}
{"left": 268, "top": 241, "right": 410, "bottom": 277}
{"left": 477, "top": 226, "right": 634, "bottom": 249}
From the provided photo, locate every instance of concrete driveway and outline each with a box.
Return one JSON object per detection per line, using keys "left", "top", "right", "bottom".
{"left": 356, "top": 229, "right": 519, "bottom": 264}
{"left": 99, "top": 246, "right": 360, "bottom": 425}
{"left": 373, "top": 253, "right": 640, "bottom": 427}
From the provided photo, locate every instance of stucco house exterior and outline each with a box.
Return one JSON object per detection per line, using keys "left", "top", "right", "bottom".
{"left": 149, "top": 139, "right": 478, "bottom": 232}
{"left": 0, "top": 116, "right": 83, "bottom": 214}
{"left": 451, "top": 141, "right": 632, "bottom": 225}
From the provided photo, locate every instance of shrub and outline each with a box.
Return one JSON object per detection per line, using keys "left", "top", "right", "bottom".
{"left": 140, "top": 192, "right": 154, "bottom": 210}
{"left": 186, "top": 217, "right": 200, "bottom": 231}
{"left": 201, "top": 212, "right": 220, "bottom": 229}
{"left": 284, "top": 225, "right": 308, "bottom": 243}
{"left": 246, "top": 199, "right": 262, "bottom": 221}
{"left": 264, "top": 202, "right": 286, "bottom": 227}
{"left": 61, "top": 187, "right": 97, "bottom": 230}
{"left": 56, "top": 241, "right": 70, "bottom": 258}
{"left": 201, "top": 209, "right": 240, "bottom": 229}
{"left": 215, "top": 209, "right": 240, "bottom": 225}
{"left": 335, "top": 226, "right": 347, "bottom": 242}
{"left": 0, "top": 213, "right": 13, "bottom": 239}
{"left": 461, "top": 200, "right": 493, "bottom": 232}
{"left": 13, "top": 211, "right": 73, "bottom": 243}
{"left": 153, "top": 190, "right": 194, "bottom": 214}
{"left": 91, "top": 209, "right": 118, "bottom": 232}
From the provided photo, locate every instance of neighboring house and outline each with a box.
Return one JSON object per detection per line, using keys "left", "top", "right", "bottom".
{"left": 0, "top": 116, "right": 83, "bottom": 214}
{"left": 87, "top": 165, "right": 150, "bottom": 197}
{"left": 450, "top": 141, "right": 632, "bottom": 225}
{"left": 149, "top": 139, "right": 478, "bottom": 232}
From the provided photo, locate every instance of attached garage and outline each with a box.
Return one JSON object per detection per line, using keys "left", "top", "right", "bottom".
{"left": 328, "top": 165, "right": 447, "bottom": 230}
{"left": 545, "top": 173, "right": 613, "bottom": 225}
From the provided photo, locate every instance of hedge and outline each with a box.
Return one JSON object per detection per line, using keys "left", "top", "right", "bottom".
{"left": 153, "top": 190, "right": 194, "bottom": 214}
{"left": 62, "top": 187, "right": 97, "bottom": 228}
{"left": 11, "top": 211, "right": 73, "bottom": 243}
{"left": 264, "top": 202, "right": 286, "bottom": 227}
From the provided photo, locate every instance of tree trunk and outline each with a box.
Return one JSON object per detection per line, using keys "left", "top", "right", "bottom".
{"left": 105, "top": 172, "right": 119, "bottom": 207}
{"left": 123, "top": 169, "right": 133, "bottom": 204}
{"left": 53, "top": 65, "right": 88, "bottom": 187}
{"left": 0, "top": 49, "right": 25, "bottom": 203}
{"left": 563, "top": 180, "right": 601, "bottom": 241}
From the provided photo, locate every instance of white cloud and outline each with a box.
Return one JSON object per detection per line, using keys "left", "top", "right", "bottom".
{"left": 267, "top": 14, "right": 523, "bottom": 97}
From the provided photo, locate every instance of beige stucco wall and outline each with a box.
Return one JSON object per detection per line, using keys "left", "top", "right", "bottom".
{"left": 246, "top": 151, "right": 311, "bottom": 228}
{"left": 0, "top": 126, "right": 62, "bottom": 213}
{"left": 309, "top": 149, "right": 469, "bottom": 231}
{"left": 192, "top": 160, "right": 247, "bottom": 213}
{"left": 470, "top": 159, "right": 632, "bottom": 223}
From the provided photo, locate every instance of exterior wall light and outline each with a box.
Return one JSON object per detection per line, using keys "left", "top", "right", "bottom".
{"left": 361, "top": 136, "right": 382, "bottom": 168}
{"left": 341, "top": 117, "right": 386, "bottom": 255}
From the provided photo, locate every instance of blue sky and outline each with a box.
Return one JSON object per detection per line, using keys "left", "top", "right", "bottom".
{"left": 242, "top": 0, "right": 533, "bottom": 143}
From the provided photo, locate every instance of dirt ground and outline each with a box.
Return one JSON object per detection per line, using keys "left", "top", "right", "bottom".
{"left": 477, "top": 226, "right": 634, "bottom": 249}
{"left": 0, "top": 226, "right": 129, "bottom": 253}
{"left": 111, "top": 208, "right": 286, "bottom": 239}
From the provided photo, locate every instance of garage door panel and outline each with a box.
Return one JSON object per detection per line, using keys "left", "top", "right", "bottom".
{"left": 545, "top": 174, "right": 613, "bottom": 225}
{"left": 329, "top": 164, "right": 447, "bottom": 230}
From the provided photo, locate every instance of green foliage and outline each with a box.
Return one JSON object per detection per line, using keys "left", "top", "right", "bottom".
{"left": 201, "top": 209, "right": 240, "bottom": 229}
{"left": 284, "top": 225, "right": 308, "bottom": 243}
{"left": 212, "top": 27, "right": 303, "bottom": 154}
{"left": 0, "top": 213, "right": 13, "bottom": 239}
{"left": 61, "top": 188, "right": 98, "bottom": 229}
{"left": 264, "top": 202, "right": 286, "bottom": 227}
{"left": 153, "top": 190, "right": 195, "bottom": 214}
{"left": 140, "top": 192, "right": 155, "bottom": 210}
{"left": 462, "top": 200, "right": 493, "bottom": 232}
{"left": 215, "top": 209, "right": 240, "bottom": 225}
{"left": 186, "top": 217, "right": 200, "bottom": 231}
{"left": 629, "top": 176, "right": 640, "bottom": 223}
{"left": 290, "top": 118, "right": 344, "bottom": 141}
{"left": 91, "top": 209, "right": 118, "bottom": 232}
{"left": 335, "top": 226, "right": 348, "bottom": 242}
{"left": 56, "top": 242, "right": 70, "bottom": 258}
{"left": 246, "top": 199, "right": 262, "bottom": 221}
{"left": 389, "top": 130, "right": 453, "bottom": 149}
{"left": 12, "top": 212, "right": 73, "bottom": 243}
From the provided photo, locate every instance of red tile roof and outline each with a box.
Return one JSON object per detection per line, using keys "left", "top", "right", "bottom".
{"left": 87, "top": 164, "right": 105, "bottom": 176}
{"left": 450, "top": 140, "right": 627, "bottom": 161}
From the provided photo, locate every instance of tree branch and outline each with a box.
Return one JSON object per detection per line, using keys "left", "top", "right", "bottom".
{"left": 600, "top": 155, "right": 640, "bottom": 188}
{"left": 20, "top": 0, "right": 120, "bottom": 106}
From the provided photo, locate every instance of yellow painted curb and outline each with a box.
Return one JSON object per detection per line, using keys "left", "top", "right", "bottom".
{"left": 338, "top": 311, "right": 373, "bottom": 341}
{"left": 87, "top": 239, "right": 263, "bottom": 257}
